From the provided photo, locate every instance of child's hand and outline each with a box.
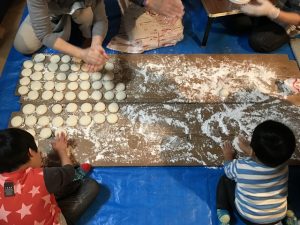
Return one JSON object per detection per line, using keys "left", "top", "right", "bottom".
{"left": 51, "top": 132, "right": 68, "bottom": 154}
{"left": 238, "top": 135, "right": 253, "bottom": 157}
{"left": 222, "top": 141, "right": 235, "bottom": 161}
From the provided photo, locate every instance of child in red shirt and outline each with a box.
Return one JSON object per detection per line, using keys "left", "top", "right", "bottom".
{"left": 0, "top": 128, "right": 100, "bottom": 225}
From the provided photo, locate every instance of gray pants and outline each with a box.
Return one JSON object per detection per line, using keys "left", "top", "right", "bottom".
{"left": 14, "top": 7, "right": 93, "bottom": 54}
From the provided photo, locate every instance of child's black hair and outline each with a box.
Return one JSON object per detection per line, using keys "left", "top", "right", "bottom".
{"left": 250, "top": 120, "right": 296, "bottom": 167}
{"left": 0, "top": 128, "right": 38, "bottom": 173}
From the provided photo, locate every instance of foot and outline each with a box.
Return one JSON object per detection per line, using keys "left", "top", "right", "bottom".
{"left": 217, "top": 209, "right": 230, "bottom": 225}
{"left": 282, "top": 210, "right": 298, "bottom": 225}
{"left": 73, "top": 163, "right": 92, "bottom": 181}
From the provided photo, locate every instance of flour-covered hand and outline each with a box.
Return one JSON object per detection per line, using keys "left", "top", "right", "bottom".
{"left": 241, "top": 0, "right": 280, "bottom": 19}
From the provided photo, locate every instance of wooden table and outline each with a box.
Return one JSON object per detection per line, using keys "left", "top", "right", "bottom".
{"left": 200, "top": 0, "right": 243, "bottom": 46}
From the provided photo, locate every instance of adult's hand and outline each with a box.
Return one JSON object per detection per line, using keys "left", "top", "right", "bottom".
{"left": 145, "top": 0, "right": 184, "bottom": 18}
{"left": 241, "top": 0, "right": 280, "bottom": 20}
{"left": 80, "top": 47, "right": 107, "bottom": 67}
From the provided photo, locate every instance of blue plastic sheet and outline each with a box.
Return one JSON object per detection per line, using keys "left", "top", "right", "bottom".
{"left": 0, "top": 0, "right": 299, "bottom": 224}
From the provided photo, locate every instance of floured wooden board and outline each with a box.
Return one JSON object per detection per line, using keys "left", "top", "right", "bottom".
{"left": 9, "top": 54, "right": 300, "bottom": 166}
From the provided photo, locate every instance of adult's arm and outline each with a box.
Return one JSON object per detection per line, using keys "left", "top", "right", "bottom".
{"left": 241, "top": 0, "right": 300, "bottom": 26}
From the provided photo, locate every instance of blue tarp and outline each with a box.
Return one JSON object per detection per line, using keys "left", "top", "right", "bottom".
{"left": 0, "top": 0, "right": 299, "bottom": 224}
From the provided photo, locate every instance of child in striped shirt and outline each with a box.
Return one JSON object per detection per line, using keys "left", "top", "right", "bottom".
{"left": 216, "top": 120, "right": 298, "bottom": 225}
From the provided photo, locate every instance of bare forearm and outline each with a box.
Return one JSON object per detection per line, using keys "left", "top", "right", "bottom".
{"left": 277, "top": 11, "right": 300, "bottom": 26}
{"left": 53, "top": 37, "right": 83, "bottom": 59}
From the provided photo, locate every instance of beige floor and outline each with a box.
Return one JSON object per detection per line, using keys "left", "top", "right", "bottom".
{"left": 0, "top": 0, "right": 26, "bottom": 76}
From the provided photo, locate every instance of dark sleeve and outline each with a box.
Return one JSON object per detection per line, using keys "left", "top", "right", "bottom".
{"left": 130, "top": 0, "right": 145, "bottom": 7}
{"left": 43, "top": 164, "right": 75, "bottom": 194}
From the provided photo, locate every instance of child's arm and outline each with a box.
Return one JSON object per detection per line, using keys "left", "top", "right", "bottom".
{"left": 222, "top": 141, "right": 238, "bottom": 181}
{"left": 238, "top": 135, "right": 253, "bottom": 157}
{"left": 51, "top": 132, "right": 72, "bottom": 166}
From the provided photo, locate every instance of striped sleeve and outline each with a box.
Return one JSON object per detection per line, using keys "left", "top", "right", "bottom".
{"left": 224, "top": 159, "right": 238, "bottom": 181}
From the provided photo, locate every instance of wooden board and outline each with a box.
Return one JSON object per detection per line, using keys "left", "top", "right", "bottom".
{"left": 10, "top": 54, "right": 300, "bottom": 166}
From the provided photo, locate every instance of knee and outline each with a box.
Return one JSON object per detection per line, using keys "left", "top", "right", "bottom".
{"left": 13, "top": 32, "right": 42, "bottom": 55}
{"left": 83, "top": 178, "right": 100, "bottom": 198}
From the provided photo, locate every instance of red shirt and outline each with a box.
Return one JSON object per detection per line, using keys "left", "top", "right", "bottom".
{"left": 0, "top": 167, "right": 61, "bottom": 225}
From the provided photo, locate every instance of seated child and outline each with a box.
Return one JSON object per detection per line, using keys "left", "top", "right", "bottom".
{"left": 216, "top": 120, "right": 298, "bottom": 225}
{"left": 0, "top": 128, "right": 100, "bottom": 225}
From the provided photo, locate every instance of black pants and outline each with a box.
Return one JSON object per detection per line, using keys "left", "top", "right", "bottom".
{"left": 56, "top": 178, "right": 100, "bottom": 225}
{"left": 216, "top": 175, "right": 279, "bottom": 225}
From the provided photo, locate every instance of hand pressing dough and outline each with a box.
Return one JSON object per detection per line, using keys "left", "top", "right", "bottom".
{"left": 80, "top": 81, "right": 90, "bottom": 90}
{"left": 60, "top": 64, "right": 70, "bottom": 72}
{"left": 65, "top": 91, "right": 76, "bottom": 101}
{"left": 48, "top": 63, "right": 58, "bottom": 72}
{"left": 39, "top": 127, "right": 52, "bottom": 139}
{"left": 42, "top": 90, "right": 53, "bottom": 100}
{"left": 108, "top": 102, "right": 119, "bottom": 113}
{"left": 66, "top": 103, "right": 78, "bottom": 113}
{"left": 18, "top": 86, "right": 29, "bottom": 95}
{"left": 68, "top": 82, "right": 79, "bottom": 91}
{"left": 55, "top": 83, "right": 66, "bottom": 91}
{"left": 81, "top": 103, "right": 93, "bottom": 113}
{"left": 27, "top": 129, "right": 36, "bottom": 137}
{"left": 23, "top": 60, "right": 34, "bottom": 69}
{"left": 20, "top": 77, "right": 30, "bottom": 86}
{"left": 81, "top": 63, "right": 89, "bottom": 72}
{"left": 66, "top": 115, "right": 78, "bottom": 127}
{"left": 61, "top": 55, "right": 71, "bottom": 63}
{"left": 91, "top": 72, "right": 102, "bottom": 81}
{"left": 34, "top": 53, "right": 45, "bottom": 62}
{"left": 116, "top": 91, "right": 127, "bottom": 101}
{"left": 44, "top": 81, "right": 55, "bottom": 91}
{"left": 30, "top": 72, "right": 43, "bottom": 81}
{"left": 37, "top": 116, "right": 50, "bottom": 126}
{"left": 54, "top": 128, "right": 67, "bottom": 137}
{"left": 94, "top": 102, "right": 106, "bottom": 112}
{"left": 103, "top": 81, "right": 114, "bottom": 91}
{"left": 52, "top": 104, "right": 63, "bottom": 114}
{"left": 105, "top": 62, "right": 114, "bottom": 71}
{"left": 103, "top": 73, "right": 114, "bottom": 81}
{"left": 56, "top": 73, "right": 67, "bottom": 81}
{"left": 52, "top": 116, "right": 64, "bottom": 127}
{"left": 44, "top": 72, "right": 55, "bottom": 81}
{"left": 11, "top": 116, "right": 23, "bottom": 127}
{"left": 115, "top": 83, "right": 126, "bottom": 92}
{"left": 34, "top": 63, "right": 44, "bottom": 72}
{"left": 92, "top": 81, "right": 102, "bottom": 90}
{"left": 31, "top": 81, "right": 42, "bottom": 91}
{"left": 79, "top": 72, "right": 89, "bottom": 81}
{"left": 104, "top": 91, "right": 114, "bottom": 100}
{"left": 79, "top": 115, "right": 92, "bottom": 126}
{"left": 28, "top": 91, "right": 39, "bottom": 100}
{"left": 22, "top": 104, "right": 36, "bottom": 115}
{"left": 21, "top": 68, "right": 32, "bottom": 77}
{"left": 36, "top": 105, "right": 47, "bottom": 115}
{"left": 91, "top": 91, "right": 102, "bottom": 101}
{"left": 71, "top": 64, "right": 80, "bottom": 72}
{"left": 68, "top": 73, "right": 78, "bottom": 81}
{"left": 50, "top": 55, "right": 60, "bottom": 64}
{"left": 106, "top": 114, "right": 118, "bottom": 124}
{"left": 93, "top": 113, "right": 105, "bottom": 124}
{"left": 78, "top": 91, "right": 89, "bottom": 100}
{"left": 25, "top": 115, "right": 37, "bottom": 127}
{"left": 53, "top": 92, "right": 64, "bottom": 101}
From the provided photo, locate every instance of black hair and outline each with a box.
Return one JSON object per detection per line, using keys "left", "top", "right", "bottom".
{"left": 0, "top": 128, "right": 38, "bottom": 173}
{"left": 250, "top": 120, "right": 296, "bottom": 167}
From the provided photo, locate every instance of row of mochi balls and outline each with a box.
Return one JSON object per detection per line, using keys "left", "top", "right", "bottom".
{"left": 10, "top": 101, "right": 120, "bottom": 139}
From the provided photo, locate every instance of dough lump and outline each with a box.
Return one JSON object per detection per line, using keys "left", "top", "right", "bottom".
{"left": 81, "top": 103, "right": 93, "bottom": 113}
{"left": 94, "top": 102, "right": 105, "bottom": 112}
{"left": 93, "top": 113, "right": 105, "bottom": 124}
{"left": 66, "top": 115, "right": 78, "bottom": 127}
{"left": 79, "top": 115, "right": 92, "bottom": 126}
{"left": 104, "top": 91, "right": 114, "bottom": 100}
{"left": 22, "top": 104, "right": 36, "bottom": 115}
{"left": 52, "top": 104, "right": 63, "bottom": 114}
{"left": 11, "top": 116, "right": 23, "bottom": 127}
{"left": 108, "top": 102, "right": 119, "bottom": 113}
{"left": 39, "top": 127, "right": 52, "bottom": 139}
{"left": 106, "top": 114, "right": 119, "bottom": 124}
{"left": 36, "top": 105, "right": 47, "bottom": 115}
{"left": 66, "top": 103, "right": 77, "bottom": 113}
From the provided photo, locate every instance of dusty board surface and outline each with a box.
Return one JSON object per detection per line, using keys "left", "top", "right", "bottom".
{"left": 10, "top": 54, "right": 300, "bottom": 166}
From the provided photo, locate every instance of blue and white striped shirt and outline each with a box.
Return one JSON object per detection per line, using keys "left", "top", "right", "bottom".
{"left": 224, "top": 158, "right": 288, "bottom": 224}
